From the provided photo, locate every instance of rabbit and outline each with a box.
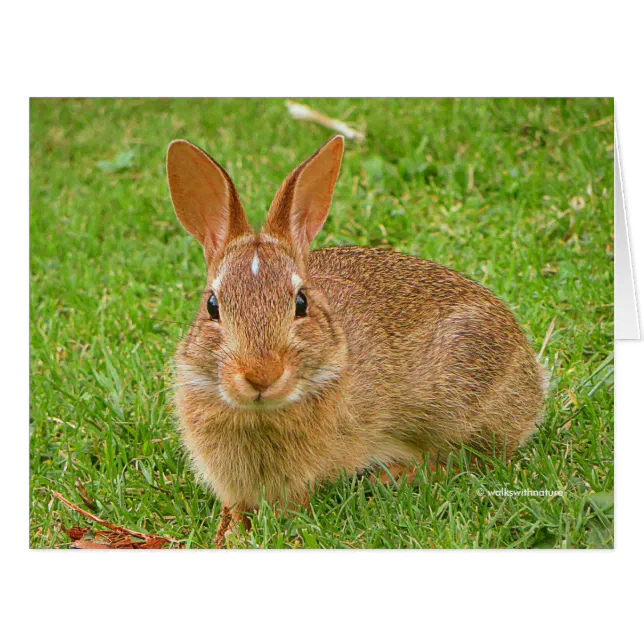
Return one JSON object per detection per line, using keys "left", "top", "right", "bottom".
{"left": 166, "top": 135, "right": 547, "bottom": 544}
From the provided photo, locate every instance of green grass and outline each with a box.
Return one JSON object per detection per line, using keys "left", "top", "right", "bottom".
{"left": 30, "top": 98, "right": 614, "bottom": 548}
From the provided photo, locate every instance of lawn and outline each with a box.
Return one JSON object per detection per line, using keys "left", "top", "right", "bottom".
{"left": 30, "top": 97, "right": 614, "bottom": 548}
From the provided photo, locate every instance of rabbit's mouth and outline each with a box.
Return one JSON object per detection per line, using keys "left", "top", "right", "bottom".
{"left": 229, "top": 393, "right": 300, "bottom": 411}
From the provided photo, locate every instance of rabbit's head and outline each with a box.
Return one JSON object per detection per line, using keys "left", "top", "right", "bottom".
{"left": 168, "top": 136, "right": 347, "bottom": 410}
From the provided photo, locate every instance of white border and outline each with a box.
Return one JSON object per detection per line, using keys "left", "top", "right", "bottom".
{"left": 4, "top": 2, "right": 644, "bottom": 641}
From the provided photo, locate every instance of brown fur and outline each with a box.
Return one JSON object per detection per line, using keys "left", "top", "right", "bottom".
{"left": 166, "top": 137, "right": 546, "bottom": 543}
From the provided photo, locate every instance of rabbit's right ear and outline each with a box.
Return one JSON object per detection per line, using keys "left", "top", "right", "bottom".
{"left": 167, "top": 140, "right": 252, "bottom": 262}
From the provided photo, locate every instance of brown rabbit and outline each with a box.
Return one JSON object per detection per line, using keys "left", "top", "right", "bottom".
{"left": 167, "top": 136, "right": 546, "bottom": 544}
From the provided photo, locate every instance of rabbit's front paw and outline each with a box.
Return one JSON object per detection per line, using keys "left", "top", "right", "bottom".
{"left": 215, "top": 505, "right": 252, "bottom": 548}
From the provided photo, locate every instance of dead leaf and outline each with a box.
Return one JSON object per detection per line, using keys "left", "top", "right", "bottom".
{"left": 62, "top": 525, "right": 90, "bottom": 541}
{"left": 285, "top": 101, "right": 365, "bottom": 140}
{"left": 53, "top": 490, "right": 178, "bottom": 549}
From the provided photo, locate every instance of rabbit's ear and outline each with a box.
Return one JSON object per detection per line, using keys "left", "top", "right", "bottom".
{"left": 167, "top": 140, "right": 252, "bottom": 261}
{"left": 263, "top": 136, "right": 344, "bottom": 255}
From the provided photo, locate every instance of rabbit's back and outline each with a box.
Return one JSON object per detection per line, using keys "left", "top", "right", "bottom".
{"left": 309, "top": 246, "right": 545, "bottom": 458}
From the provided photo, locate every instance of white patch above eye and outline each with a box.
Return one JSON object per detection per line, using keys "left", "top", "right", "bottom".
{"left": 251, "top": 250, "right": 260, "bottom": 276}
{"left": 292, "top": 272, "right": 303, "bottom": 291}
{"left": 212, "top": 270, "right": 225, "bottom": 293}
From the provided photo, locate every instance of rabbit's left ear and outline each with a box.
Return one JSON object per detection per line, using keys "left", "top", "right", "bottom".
{"left": 263, "top": 136, "right": 344, "bottom": 256}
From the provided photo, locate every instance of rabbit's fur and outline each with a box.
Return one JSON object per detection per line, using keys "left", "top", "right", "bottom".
{"left": 167, "top": 136, "right": 546, "bottom": 537}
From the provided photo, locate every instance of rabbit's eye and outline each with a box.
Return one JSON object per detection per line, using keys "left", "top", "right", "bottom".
{"left": 207, "top": 293, "right": 220, "bottom": 320}
{"left": 295, "top": 290, "right": 307, "bottom": 318}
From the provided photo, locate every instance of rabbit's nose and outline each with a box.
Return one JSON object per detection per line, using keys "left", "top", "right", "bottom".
{"left": 245, "top": 364, "right": 284, "bottom": 393}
